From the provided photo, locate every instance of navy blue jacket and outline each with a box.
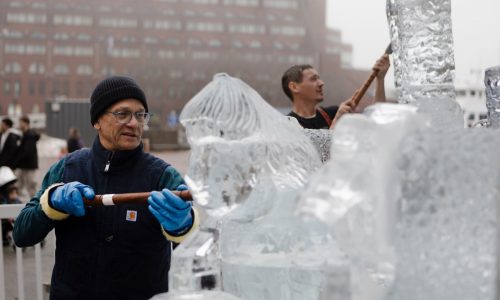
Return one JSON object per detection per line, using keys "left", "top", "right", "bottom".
{"left": 13, "top": 138, "right": 188, "bottom": 300}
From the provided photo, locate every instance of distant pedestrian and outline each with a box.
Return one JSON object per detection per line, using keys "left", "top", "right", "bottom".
{"left": 12, "top": 116, "right": 39, "bottom": 199}
{"left": 66, "top": 127, "right": 83, "bottom": 153}
{"left": 0, "top": 117, "right": 20, "bottom": 168}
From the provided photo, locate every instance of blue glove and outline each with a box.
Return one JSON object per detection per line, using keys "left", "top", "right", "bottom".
{"left": 50, "top": 182, "right": 95, "bottom": 217}
{"left": 148, "top": 188, "right": 193, "bottom": 233}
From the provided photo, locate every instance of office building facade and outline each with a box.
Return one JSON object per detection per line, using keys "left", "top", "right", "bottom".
{"left": 0, "top": 0, "right": 358, "bottom": 123}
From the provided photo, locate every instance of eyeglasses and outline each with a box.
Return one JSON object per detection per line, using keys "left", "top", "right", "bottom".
{"left": 105, "top": 111, "right": 152, "bottom": 124}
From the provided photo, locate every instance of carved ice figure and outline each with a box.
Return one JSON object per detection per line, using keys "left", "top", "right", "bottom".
{"left": 298, "top": 103, "right": 500, "bottom": 299}
{"left": 164, "top": 73, "right": 329, "bottom": 299}
{"left": 386, "top": 0, "right": 463, "bottom": 128}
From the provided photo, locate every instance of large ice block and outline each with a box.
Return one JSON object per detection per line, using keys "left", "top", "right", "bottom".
{"left": 297, "top": 103, "right": 500, "bottom": 299}
{"left": 172, "top": 73, "right": 326, "bottom": 299}
{"left": 386, "top": 0, "right": 463, "bottom": 128}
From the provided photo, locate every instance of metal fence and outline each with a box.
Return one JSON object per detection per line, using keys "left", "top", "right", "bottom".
{"left": 0, "top": 204, "right": 44, "bottom": 300}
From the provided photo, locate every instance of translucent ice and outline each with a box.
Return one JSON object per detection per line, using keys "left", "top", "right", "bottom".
{"left": 485, "top": 65, "right": 500, "bottom": 128}
{"left": 171, "top": 73, "right": 327, "bottom": 299}
{"left": 151, "top": 291, "right": 242, "bottom": 300}
{"left": 297, "top": 103, "right": 500, "bottom": 300}
{"left": 386, "top": 0, "right": 463, "bottom": 128}
{"left": 303, "top": 129, "right": 333, "bottom": 163}
{"left": 180, "top": 73, "right": 321, "bottom": 218}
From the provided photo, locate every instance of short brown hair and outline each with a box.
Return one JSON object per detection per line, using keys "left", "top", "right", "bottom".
{"left": 20, "top": 115, "right": 30, "bottom": 125}
{"left": 281, "top": 64, "right": 313, "bottom": 101}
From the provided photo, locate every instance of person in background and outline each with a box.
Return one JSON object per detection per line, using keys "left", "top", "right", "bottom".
{"left": 12, "top": 115, "right": 40, "bottom": 199}
{"left": 0, "top": 166, "right": 21, "bottom": 246}
{"left": 13, "top": 75, "right": 199, "bottom": 300}
{"left": 0, "top": 117, "right": 20, "bottom": 168}
{"left": 282, "top": 54, "right": 391, "bottom": 129}
{"left": 66, "top": 127, "right": 83, "bottom": 153}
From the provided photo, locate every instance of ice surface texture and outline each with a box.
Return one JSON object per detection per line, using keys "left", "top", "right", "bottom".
{"left": 151, "top": 291, "right": 242, "bottom": 300}
{"left": 485, "top": 65, "right": 500, "bottom": 128}
{"left": 386, "top": 0, "right": 463, "bottom": 128}
{"left": 298, "top": 103, "right": 500, "bottom": 300}
{"left": 174, "top": 73, "right": 327, "bottom": 299}
{"left": 180, "top": 73, "right": 321, "bottom": 218}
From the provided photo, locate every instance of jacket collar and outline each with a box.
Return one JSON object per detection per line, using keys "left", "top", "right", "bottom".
{"left": 91, "top": 136, "right": 144, "bottom": 173}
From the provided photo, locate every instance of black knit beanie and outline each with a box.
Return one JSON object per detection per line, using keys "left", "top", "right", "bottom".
{"left": 90, "top": 76, "right": 148, "bottom": 125}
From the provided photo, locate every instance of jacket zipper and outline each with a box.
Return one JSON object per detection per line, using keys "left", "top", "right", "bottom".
{"left": 104, "top": 151, "right": 114, "bottom": 172}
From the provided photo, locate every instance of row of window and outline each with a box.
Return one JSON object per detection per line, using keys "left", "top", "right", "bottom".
{"left": 8, "top": 0, "right": 299, "bottom": 9}
{"left": 4, "top": 62, "right": 94, "bottom": 76}
{"left": 3, "top": 78, "right": 94, "bottom": 98}
{"left": 4, "top": 37, "right": 307, "bottom": 56}
{"left": 6, "top": 13, "right": 301, "bottom": 27}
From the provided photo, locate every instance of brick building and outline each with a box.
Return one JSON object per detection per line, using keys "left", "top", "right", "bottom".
{"left": 0, "top": 0, "right": 365, "bottom": 125}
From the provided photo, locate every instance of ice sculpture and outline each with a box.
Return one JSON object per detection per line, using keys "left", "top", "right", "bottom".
{"left": 303, "top": 129, "right": 333, "bottom": 163}
{"left": 298, "top": 103, "right": 500, "bottom": 300}
{"left": 150, "top": 291, "right": 241, "bottom": 300}
{"left": 386, "top": 0, "right": 463, "bottom": 128}
{"left": 163, "top": 73, "right": 327, "bottom": 299}
{"left": 484, "top": 65, "right": 500, "bottom": 128}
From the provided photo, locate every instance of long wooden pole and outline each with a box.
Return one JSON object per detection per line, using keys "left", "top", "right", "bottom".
{"left": 352, "top": 43, "right": 393, "bottom": 106}
{"left": 83, "top": 190, "right": 192, "bottom": 206}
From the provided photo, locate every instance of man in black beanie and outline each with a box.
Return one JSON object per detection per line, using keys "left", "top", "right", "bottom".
{"left": 14, "top": 76, "right": 199, "bottom": 300}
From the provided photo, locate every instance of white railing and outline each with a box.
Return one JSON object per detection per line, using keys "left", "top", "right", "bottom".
{"left": 0, "top": 204, "right": 44, "bottom": 300}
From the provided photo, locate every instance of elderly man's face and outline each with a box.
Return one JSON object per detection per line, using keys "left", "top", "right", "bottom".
{"left": 94, "top": 98, "right": 146, "bottom": 151}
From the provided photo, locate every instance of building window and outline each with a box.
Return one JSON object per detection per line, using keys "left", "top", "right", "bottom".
{"left": 31, "top": 32, "right": 46, "bottom": 40}
{"left": 228, "top": 24, "right": 265, "bottom": 34}
{"left": 270, "top": 25, "right": 306, "bottom": 36}
{"left": 7, "top": 13, "right": 47, "bottom": 24}
{"left": 54, "top": 15, "right": 92, "bottom": 26}
{"left": 54, "top": 64, "right": 70, "bottom": 75}
{"left": 186, "top": 22, "right": 224, "bottom": 32}
{"left": 9, "top": 2, "right": 24, "bottom": 8}
{"left": 191, "top": 0, "right": 218, "bottom": 3}
{"left": 263, "top": 0, "right": 299, "bottom": 9}
{"left": 53, "top": 46, "right": 93, "bottom": 56}
{"left": 4, "top": 81, "right": 11, "bottom": 96}
{"left": 29, "top": 62, "right": 45, "bottom": 74}
{"left": 3, "top": 30, "right": 23, "bottom": 39}
{"left": 249, "top": 40, "right": 261, "bottom": 48}
{"left": 144, "top": 20, "right": 182, "bottom": 30}
{"left": 14, "top": 80, "right": 21, "bottom": 98}
{"left": 53, "top": 32, "right": 70, "bottom": 40}
{"left": 5, "top": 62, "right": 22, "bottom": 74}
{"left": 144, "top": 37, "right": 158, "bottom": 44}
{"left": 231, "top": 40, "right": 243, "bottom": 48}
{"left": 109, "top": 48, "right": 140, "bottom": 58}
{"left": 208, "top": 39, "right": 222, "bottom": 47}
{"left": 223, "top": 0, "right": 258, "bottom": 6}
{"left": 29, "top": 79, "right": 36, "bottom": 95}
{"left": 38, "top": 79, "right": 45, "bottom": 96}
{"left": 99, "top": 18, "right": 137, "bottom": 28}
{"left": 76, "top": 65, "right": 93, "bottom": 75}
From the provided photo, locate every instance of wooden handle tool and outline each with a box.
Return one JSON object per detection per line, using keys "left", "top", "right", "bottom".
{"left": 83, "top": 190, "right": 192, "bottom": 206}
{"left": 352, "top": 43, "right": 393, "bottom": 106}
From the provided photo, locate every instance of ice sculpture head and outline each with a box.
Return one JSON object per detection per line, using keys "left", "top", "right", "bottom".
{"left": 180, "top": 73, "right": 320, "bottom": 217}
{"left": 485, "top": 65, "right": 500, "bottom": 127}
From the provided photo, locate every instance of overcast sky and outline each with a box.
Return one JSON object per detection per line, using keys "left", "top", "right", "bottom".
{"left": 327, "top": 0, "right": 500, "bottom": 89}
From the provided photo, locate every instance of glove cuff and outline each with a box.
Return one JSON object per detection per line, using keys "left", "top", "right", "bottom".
{"left": 162, "top": 208, "right": 200, "bottom": 243}
{"left": 41, "top": 183, "right": 70, "bottom": 221}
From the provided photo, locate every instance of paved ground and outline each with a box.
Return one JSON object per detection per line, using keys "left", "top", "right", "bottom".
{"left": 2, "top": 147, "right": 190, "bottom": 300}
